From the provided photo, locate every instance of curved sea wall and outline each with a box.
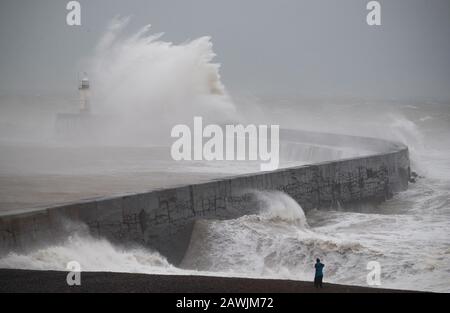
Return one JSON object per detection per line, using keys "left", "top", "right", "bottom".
{"left": 0, "top": 129, "right": 410, "bottom": 263}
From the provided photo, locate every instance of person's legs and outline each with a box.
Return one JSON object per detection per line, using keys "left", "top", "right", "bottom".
{"left": 314, "top": 276, "right": 319, "bottom": 288}
{"left": 319, "top": 276, "right": 323, "bottom": 288}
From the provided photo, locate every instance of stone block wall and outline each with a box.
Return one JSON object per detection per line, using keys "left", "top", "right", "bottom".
{"left": 0, "top": 130, "right": 410, "bottom": 263}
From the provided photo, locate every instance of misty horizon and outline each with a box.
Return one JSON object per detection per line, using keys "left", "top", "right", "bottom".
{"left": 0, "top": 0, "right": 449, "bottom": 101}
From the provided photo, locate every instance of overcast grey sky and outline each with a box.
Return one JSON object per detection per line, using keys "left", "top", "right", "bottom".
{"left": 0, "top": 0, "right": 449, "bottom": 100}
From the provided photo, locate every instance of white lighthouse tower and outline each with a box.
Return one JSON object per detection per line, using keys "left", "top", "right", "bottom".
{"left": 79, "top": 73, "right": 91, "bottom": 113}
{"left": 55, "top": 72, "right": 100, "bottom": 139}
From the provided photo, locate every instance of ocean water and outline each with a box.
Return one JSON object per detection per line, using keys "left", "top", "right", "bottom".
{"left": 175, "top": 100, "right": 450, "bottom": 292}
{"left": 2, "top": 100, "right": 448, "bottom": 293}
{"left": 0, "top": 21, "right": 448, "bottom": 292}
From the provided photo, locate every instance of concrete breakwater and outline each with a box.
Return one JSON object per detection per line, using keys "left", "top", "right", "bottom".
{"left": 0, "top": 129, "right": 410, "bottom": 264}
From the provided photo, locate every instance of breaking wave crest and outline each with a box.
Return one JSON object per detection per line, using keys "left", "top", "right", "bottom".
{"left": 0, "top": 229, "right": 175, "bottom": 274}
{"left": 179, "top": 191, "right": 378, "bottom": 282}
{"left": 180, "top": 188, "right": 450, "bottom": 292}
{"left": 251, "top": 190, "right": 309, "bottom": 226}
{"left": 0, "top": 186, "right": 448, "bottom": 292}
{"left": 86, "top": 16, "right": 237, "bottom": 145}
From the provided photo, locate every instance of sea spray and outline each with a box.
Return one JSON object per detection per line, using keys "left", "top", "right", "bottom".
{"left": 0, "top": 224, "right": 174, "bottom": 274}
{"left": 179, "top": 190, "right": 314, "bottom": 274}
{"left": 253, "top": 190, "right": 308, "bottom": 227}
{"left": 87, "top": 17, "right": 238, "bottom": 145}
{"left": 179, "top": 190, "right": 375, "bottom": 281}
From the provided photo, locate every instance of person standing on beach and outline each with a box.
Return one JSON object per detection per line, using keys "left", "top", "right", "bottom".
{"left": 314, "top": 258, "right": 325, "bottom": 288}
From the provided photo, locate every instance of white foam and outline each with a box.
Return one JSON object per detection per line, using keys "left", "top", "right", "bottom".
{"left": 180, "top": 187, "right": 450, "bottom": 292}
{"left": 0, "top": 230, "right": 175, "bottom": 274}
{"left": 253, "top": 190, "right": 309, "bottom": 227}
{"left": 87, "top": 17, "right": 237, "bottom": 145}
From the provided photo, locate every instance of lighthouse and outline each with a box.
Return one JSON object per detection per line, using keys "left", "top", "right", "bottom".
{"left": 79, "top": 73, "right": 91, "bottom": 113}
{"left": 54, "top": 73, "right": 96, "bottom": 138}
